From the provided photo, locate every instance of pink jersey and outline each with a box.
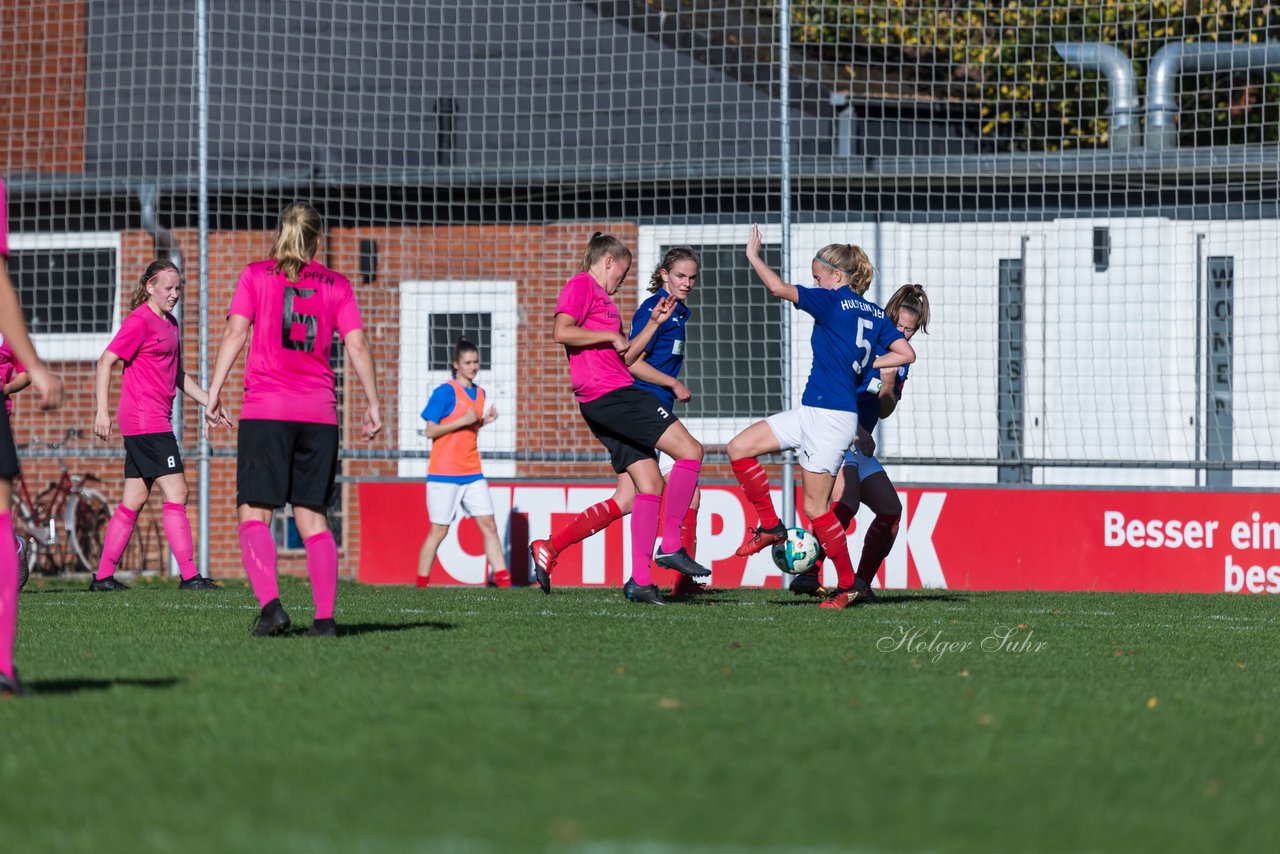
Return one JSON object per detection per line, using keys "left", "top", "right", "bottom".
{"left": 554, "top": 272, "right": 634, "bottom": 404}
{"left": 229, "top": 259, "right": 363, "bottom": 425}
{"left": 106, "top": 305, "right": 181, "bottom": 436}
{"left": 0, "top": 339, "right": 26, "bottom": 416}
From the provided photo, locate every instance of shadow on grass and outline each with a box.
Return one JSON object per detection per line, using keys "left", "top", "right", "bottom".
{"left": 772, "top": 591, "right": 971, "bottom": 607}
{"left": 326, "top": 620, "right": 457, "bottom": 637}
{"left": 667, "top": 591, "right": 741, "bottom": 605}
{"left": 27, "top": 676, "right": 184, "bottom": 695}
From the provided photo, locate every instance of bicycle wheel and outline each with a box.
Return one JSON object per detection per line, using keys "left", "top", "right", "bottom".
{"left": 66, "top": 487, "right": 112, "bottom": 574}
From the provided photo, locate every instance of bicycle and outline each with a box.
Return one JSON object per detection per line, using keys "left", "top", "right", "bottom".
{"left": 12, "top": 429, "right": 112, "bottom": 577}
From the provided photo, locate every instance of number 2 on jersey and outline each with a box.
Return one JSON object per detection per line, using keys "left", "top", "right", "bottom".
{"left": 281, "top": 286, "right": 318, "bottom": 352}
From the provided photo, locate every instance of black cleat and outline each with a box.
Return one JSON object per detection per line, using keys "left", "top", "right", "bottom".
{"left": 88, "top": 575, "right": 129, "bottom": 592}
{"left": 305, "top": 618, "right": 338, "bottom": 637}
{"left": 251, "top": 598, "right": 292, "bottom": 637}
{"left": 653, "top": 546, "right": 711, "bottom": 578}
{"left": 0, "top": 669, "right": 28, "bottom": 698}
{"left": 789, "top": 573, "right": 828, "bottom": 598}
{"left": 179, "top": 575, "right": 222, "bottom": 590}
{"left": 855, "top": 577, "right": 879, "bottom": 604}
{"left": 623, "top": 578, "right": 667, "bottom": 605}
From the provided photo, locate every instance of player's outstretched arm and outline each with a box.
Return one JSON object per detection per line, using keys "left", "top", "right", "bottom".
{"left": 181, "top": 373, "right": 233, "bottom": 428}
{"left": 871, "top": 337, "right": 915, "bottom": 372}
{"left": 343, "top": 328, "right": 383, "bottom": 441}
{"left": 92, "top": 350, "right": 122, "bottom": 440}
{"left": 0, "top": 263, "right": 62, "bottom": 411}
{"left": 621, "top": 295, "right": 675, "bottom": 365}
{"left": 2, "top": 371, "right": 30, "bottom": 400}
{"left": 552, "top": 313, "right": 628, "bottom": 352}
{"left": 746, "top": 224, "right": 798, "bottom": 304}
{"left": 205, "top": 315, "right": 250, "bottom": 426}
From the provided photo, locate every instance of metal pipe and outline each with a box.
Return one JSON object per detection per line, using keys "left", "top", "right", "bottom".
{"left": 1147, "top": 41, "right": 1280, "bottom": 150}
{"left": 197, "top": 0, "right": 212, "bottom": 582}
{"left": 778, "top": 0, "right": 795, "bottom": 533}
{"left": 138, "top": 184, "right": 184, "bottom": 578}
{"left": 1053, "top": 43, "right": 1141, "bottom": 151}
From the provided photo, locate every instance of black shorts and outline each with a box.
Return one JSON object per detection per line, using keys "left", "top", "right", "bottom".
{"left": 237, "top": 419, "right": 339, "bottom": 509}
{"left": 579, "top": 387, "right": 677, "bottom": 474}
{"left": 0, "top": 406, "right": 18, "bottom": 480}
{"left": 123, "top": 432, "right": 184, "bottom": 479}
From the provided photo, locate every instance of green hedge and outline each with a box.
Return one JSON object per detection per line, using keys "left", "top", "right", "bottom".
{"left": 788, "top": 1, "right": 1280, "bottom": 150}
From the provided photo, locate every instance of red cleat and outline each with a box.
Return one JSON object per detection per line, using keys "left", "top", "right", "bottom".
{"left": 818, "top": 579, "right": 873, "bottom": 609}
{"left": 491, "top": 569, "right": 512, "bottom": 588}
{"left": 415, "top": 575, "right": 431, "bottom": 588}
{"left": 529, "top": 538, "right": 557, "bottom": 594}
{"left": 671, "top": 574, "right": 708, "bottom": 597}
{"left": 734, "top": 523, "right": 787, "bottom": 558}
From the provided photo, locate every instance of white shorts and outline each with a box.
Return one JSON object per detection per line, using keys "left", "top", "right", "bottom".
{"left": 657, "top": 450, "right": 675, "bottom": 477}
{"left": 426, "top": 478, "right": 495, "bottom": 525}
{"left": 841, "top": 446, "right": 885, "bottom": 481}
{"left": 765, "top": 406, "right": 859, "bottom": 476}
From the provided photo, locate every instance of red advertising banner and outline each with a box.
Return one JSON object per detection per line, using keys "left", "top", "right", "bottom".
{"left": 357, "top": 482, "right": 1280, "bottom": 594}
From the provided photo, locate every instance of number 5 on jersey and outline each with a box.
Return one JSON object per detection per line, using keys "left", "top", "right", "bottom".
{"left": 852, "top": 317, "right": 873, "bottom": 375}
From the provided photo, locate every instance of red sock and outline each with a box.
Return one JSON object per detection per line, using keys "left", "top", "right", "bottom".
{"left": 162, "top": 502, "right": 198, "bottom": 581}
{"left": 550, "top": 498, "right": 623, "bottom": 555}
{"left": 97, "top": 505, "right": 138, "bottom": 580}
{"left": 731, "top": 458, "right": 779, "bottom": 529}
{"left": 305, "top": 530, "right": 338, "bottom": 620}
{"left": 857, "top": 514, "right": 900, "bottom": 586}
{"left": 680, "top": 505, "right": 698, "bottom": 559}
{"left": 812, "top": 510, "right": 855, "bottom": 589}
{"left": 238, "top": 520, "right": 279, "bottom": 607}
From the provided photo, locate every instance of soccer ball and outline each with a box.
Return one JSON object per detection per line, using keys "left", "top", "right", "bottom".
{"left": 771, "top": 527, "right": 825, "bottom": 575}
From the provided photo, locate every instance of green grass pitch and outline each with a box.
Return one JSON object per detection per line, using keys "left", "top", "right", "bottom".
{"left": 3, "top": 579, "right": 1278, "bottom": 853}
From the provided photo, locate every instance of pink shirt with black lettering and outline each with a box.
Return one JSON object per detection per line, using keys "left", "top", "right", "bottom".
{"left": 229, "top": 259, "right": 363, "bottom": 425}
{"left": 554, "top": 272, "right": 634, "bottom": 404}
{"left": 106, "top": 305, "right": 181, "bottom": 436}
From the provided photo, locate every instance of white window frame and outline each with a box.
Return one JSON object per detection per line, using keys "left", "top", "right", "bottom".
{"left": 397, "top": 280, "right": 518, "bottom": 479}
{"left": 637, "top": 224, "right": 787, "bottom": 446}
{"left": 7, "top": 231, "right": 123, "bottom": 361}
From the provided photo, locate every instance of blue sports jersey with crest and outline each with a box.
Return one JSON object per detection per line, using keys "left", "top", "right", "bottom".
{"left": 794, "top": 285, "right": 904, "bottom": 413}
{"left": 856, "top": 364, "right": 910, "bottom": 433}
{"left": 629, "top": 289, "right": 691, "bottom": 411}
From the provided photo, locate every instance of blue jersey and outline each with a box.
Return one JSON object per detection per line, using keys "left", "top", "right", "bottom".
{"left": 629, "top": 289, "right": 690, "bottom": 411}
{"left": 856, "top": 363, "right": 910, "bottom": 433}
{"left": 795, "top": 285, "right": 904, "bottom": 413}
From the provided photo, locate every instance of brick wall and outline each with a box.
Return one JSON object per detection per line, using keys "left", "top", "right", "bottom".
{"left": 0, "top": 0, "right": 85, "bottom": 174}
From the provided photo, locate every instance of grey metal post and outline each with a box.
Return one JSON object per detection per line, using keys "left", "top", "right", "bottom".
{"left": 196, "top": 0, "right": 211, "bottom": 578}
{"left": 778, "top": 0, "right": 794, "bottom": 530}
